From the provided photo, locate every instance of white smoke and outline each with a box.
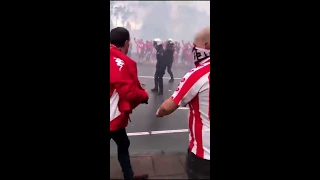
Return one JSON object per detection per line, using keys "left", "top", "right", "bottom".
{"left": 110, "top": 1, "right": 210, "bottom": 42}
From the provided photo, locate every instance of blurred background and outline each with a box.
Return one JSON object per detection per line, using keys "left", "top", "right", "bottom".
{"left": 110, "top": 1, "right": 210, "bottom": 40}
{"left": 110, "top": 1, "right": 210, "bottom": 67}
{"left": 109, "top": 0, "right": 210, "bottom": 160}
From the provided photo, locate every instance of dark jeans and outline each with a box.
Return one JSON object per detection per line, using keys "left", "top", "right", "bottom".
{"left": 166, "top": 63, "right": 174, "bottom": 80}
{"left": 154, "top": 67, "right": 165, "bottom": 93}
{"left": 186, "top": 149, "right": 210, "bottom": 179}
{"left": 110, "top": 128, "right": 134, "bottom": 180}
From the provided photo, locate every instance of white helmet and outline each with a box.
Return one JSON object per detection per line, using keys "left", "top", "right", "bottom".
{"left": 167, "top": 38, "right": 174, "bottom": 45}
{"left": 153, "top": 38, "right": 161, "bottom": 45}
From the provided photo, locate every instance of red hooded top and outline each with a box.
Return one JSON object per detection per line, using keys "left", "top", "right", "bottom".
{"left": 110, "top": 44, "right": 149, "bottom": 131}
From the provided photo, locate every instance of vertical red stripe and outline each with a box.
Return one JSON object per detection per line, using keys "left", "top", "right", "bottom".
{"left": 173, "top": 64, "right": 210, "bottom": 104}
{"left": 191, "top": 95, "right": 204, "bottom": 158}
{"left": 188, "top": 104, "right": 194, "bottom": 151}
{"left": 208, "top": 74, "right": 210, "bottom": 120}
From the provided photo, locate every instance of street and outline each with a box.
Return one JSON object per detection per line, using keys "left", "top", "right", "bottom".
{"left": 110, "top": 64, "right": 191, "bottom": 155}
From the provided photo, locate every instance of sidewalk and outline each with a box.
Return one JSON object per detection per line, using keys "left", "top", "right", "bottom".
{"left": 110, "top": 154, "right": 188, "bottom": 179}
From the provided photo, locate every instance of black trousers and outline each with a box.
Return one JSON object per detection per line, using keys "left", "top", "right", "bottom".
{"left": 154, "top": 67, "right": 165, "bottom": 93}
{"left": 186, "top": 149, "right": 210, "bottom": 179}
{"left": 166, "top": 62, "right": 174, "bottom": 80}
{"left": 110, "top": 128, "right": 134, "bottom": 180}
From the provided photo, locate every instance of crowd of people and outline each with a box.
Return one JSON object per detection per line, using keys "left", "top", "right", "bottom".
{"left": 110, "top": 26, "right": 210, "bottom": 180}
{"left": 129, "top": 38, "right": 195, "bottom": 66}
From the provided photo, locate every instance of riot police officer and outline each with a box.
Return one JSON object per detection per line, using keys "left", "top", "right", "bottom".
{"left": 151, "top": 38, "right": 166, "bottom": 95}
{"left": 164, "top": 39, "right": 175, "bottom": 82}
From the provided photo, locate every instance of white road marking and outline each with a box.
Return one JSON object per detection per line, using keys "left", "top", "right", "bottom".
{"left": 127, "top": 129, "right": 210, "bottom": 136}
{"left": 178, "top": 107, "right": 189, "bottom": 110}
{"left": 138, "top": 76, "right": 182, "bottom": 80}
{"left": 151, "top": 129, "right": 189, "bottom": 134}
{"left": 127, "top": 132, "right": 150, "bottom": 136}
{"left": 127, "top": 129, "right": 189, "bottom": 137}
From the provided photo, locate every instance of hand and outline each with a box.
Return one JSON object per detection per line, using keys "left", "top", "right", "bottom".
{"left": 156, "top": 108, "right": 163, "bottom": 117}
{"left": 143, "top": 92, "right": 149, "bottom": 104}
{"left": 142, "top": 89, "right": 149, "bottom": 104}
{"left": 140, "top": 83, "right": 146, "bottom": 89}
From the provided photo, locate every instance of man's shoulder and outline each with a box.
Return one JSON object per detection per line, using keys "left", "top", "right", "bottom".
{"left": 182, "top": 63, "right": 210, "bottom": 82}
{"left": 191, "top": 61, "right": 210, "bottom": 72}
{"left": 112, "top": 56, "right": 136, "bottom": 66}
{"left": 111, "top": 50, "right": 134, "bottom": 62}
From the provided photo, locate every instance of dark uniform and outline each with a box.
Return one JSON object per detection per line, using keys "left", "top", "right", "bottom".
{"left": 128, "top": 42, "right": 132, "bottom": 58}
{"left": 151, "top": 42, "right": 166, "bottom": 95}
{"left": 164, "top": 41, "right": 175, "bottom": 82}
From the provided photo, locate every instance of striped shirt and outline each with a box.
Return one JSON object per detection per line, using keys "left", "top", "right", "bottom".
{"left": 171, "top": 58, "right": 210, "bottom": 160}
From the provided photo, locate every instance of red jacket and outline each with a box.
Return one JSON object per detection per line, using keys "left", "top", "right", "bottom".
{"left": 110, "top": 44, "right": 148, "bottom": 131}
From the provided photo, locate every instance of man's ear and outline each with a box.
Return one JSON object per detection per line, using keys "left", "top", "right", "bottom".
{"left": 125, "top": 40, "right": 130, "bottom": 47}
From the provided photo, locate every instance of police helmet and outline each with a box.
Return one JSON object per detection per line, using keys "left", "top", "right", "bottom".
{"left": 153, "top": 38, "right": 162, "bottom": 45}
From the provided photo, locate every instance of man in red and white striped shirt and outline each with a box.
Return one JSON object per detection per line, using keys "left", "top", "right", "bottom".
{"left": 156, "top": 27, "right": 210, "bottom": 179}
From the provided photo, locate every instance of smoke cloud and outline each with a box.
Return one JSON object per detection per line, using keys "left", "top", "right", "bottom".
{"left": 110, "top": 1, "right": 210, "bottom": 42}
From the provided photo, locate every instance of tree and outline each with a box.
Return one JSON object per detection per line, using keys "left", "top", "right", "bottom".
{"left": 113, "top": 5, "right": 121, "bottom": 26}
{"left": 115, "top": 5, "right": 133, "bottom": 27}
{"left": 121, "top": 6, "right": 132, "bottom": 28}
{"left": 111, "top": 4, "right": 133, "bottom": 28}
{"left": 110, "top": 1, "right": 116, "bottom": 29}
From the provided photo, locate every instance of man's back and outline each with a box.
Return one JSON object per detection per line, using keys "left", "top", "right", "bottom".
{"left": 110, "top": 45, "right": 147, "bottom": 129}
{"left": 156, "top": 27, "right": 211, "bottom": 179}
{"left": 110, "top": 46, "right": 139, "bottom": 83}
{"left": 155, "top": 45, "right": 166, "bottom": 68}
{"left": 164, "top": 44, "right": 175, "bottom": 65}
{"left": 171, "top": 58, "right": 210, "bottom": 160}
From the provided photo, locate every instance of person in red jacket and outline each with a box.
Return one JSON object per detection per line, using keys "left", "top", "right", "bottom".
{"left": 110, "top": 27, "right": 149, "bottom": 180}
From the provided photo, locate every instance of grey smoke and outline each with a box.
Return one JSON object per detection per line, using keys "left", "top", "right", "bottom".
{"left": 110, "top": 1, "right": 210, "bottom": 42}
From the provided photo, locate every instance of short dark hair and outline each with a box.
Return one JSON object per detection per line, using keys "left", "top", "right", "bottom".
{"left": 110, "top": 27, "right": 130, "bottom": 47}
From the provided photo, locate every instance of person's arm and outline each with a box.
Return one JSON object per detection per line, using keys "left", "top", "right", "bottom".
{"left": 156, "top": 66, "right": 209, "bottom": 117}
{"left": 159, "top": 47, "right": 165, "bottom": 57}
{"left": 170, "top": 46, "right": 175, "bottom": 54}
{"left": 110, "top": 57, "right": 148, "bottom": 105}
{"left": 113, "top": 81, "right": 148, "bottom": 103}
{"left": 128, "top": 60, "right": 149, "bottom": 107}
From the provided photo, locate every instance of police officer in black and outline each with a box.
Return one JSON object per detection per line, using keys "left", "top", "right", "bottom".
{"left": 151, "top": 39, "right": 166, "bottom": 95}
{"left": 164, "top": 39, "right": 175, "bottom": 83}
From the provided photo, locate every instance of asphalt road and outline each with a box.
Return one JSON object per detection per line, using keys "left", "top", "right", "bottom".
{"left": 110, "top": 64, "right": 191, "bottom": 155}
